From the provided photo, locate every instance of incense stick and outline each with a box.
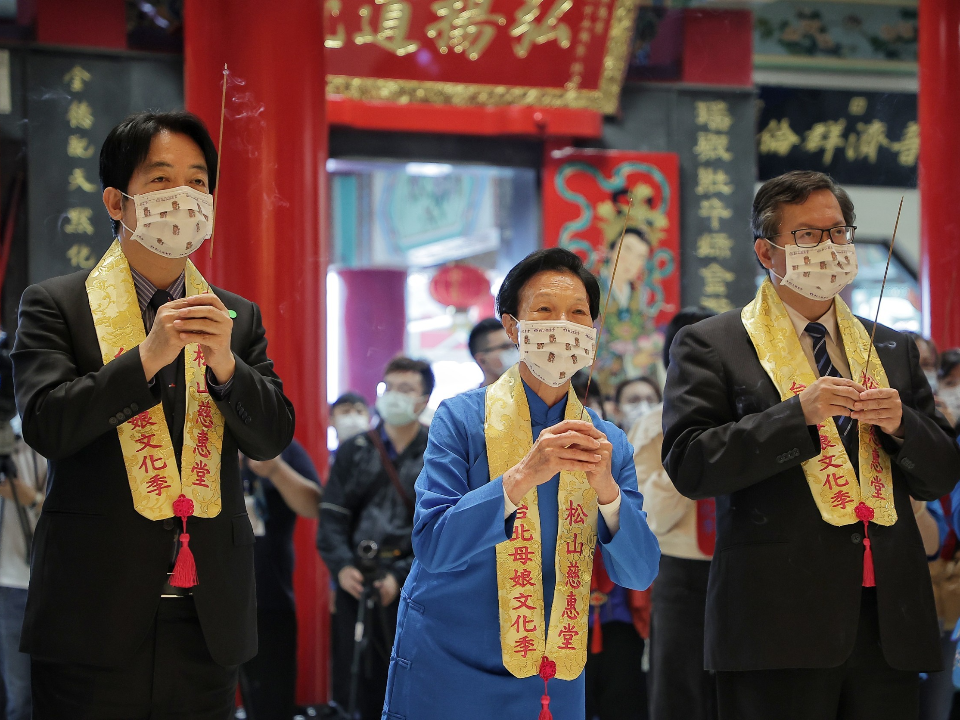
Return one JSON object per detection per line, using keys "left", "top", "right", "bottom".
{"left": 579, "top": 198, "right": 634, "bottom": 420}
{"left": 862, "top": 196, "right": 904, "bottom": 383}
{"left": 209, "top": 63, "right": 228, "bottom": 258}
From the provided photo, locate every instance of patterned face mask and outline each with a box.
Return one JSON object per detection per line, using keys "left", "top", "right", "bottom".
{"left": 515, "top": 319, "right": 597, "bottom": 388}
{"left": 120, "top": 186, "right": 213, "bottom": 259}
{"left": 770, "top": 240, "right": 859, "bottom": 302}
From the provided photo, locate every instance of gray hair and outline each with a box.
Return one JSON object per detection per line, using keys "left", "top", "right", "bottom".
{"left": 752, "top": 171, "right": 856, "bottom": 241}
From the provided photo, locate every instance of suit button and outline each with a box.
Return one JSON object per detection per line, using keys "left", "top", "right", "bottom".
{"left": 163, "top": 518, "right": 175, "bottom": 530}
{"left": 851, "top": 533, "right": 862, "bottom": 544}
{"left": 123, "top": 407, "right": 132, "bottom": 417}
{"left": 244, "top": 417, "right": 252, "bottom": 425}
{"left": 902, "top": 458, "right": 915, "bottom": 470}
{"left": 131, "top": 403, "right": 139, "bottom": 413}
{"left": 115, "top": 412, "right": 125, "bottom": 422}
{"left": 109, "top": 417, "right": 117, "bottom": 426}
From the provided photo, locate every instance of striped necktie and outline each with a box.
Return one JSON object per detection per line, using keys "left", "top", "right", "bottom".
{"left": 805, "top": 322, "right": 858, "bottom": 472}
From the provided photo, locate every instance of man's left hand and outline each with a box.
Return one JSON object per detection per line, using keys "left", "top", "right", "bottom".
{"left": 583, "top": 430, "right": 618, "bottom": 504}
{"left": 247, "top": 456, "right": 281, "bottom": 479}
{"left": 852, "top": 388, "right": 903, "bottom": 438}
{"left": 172, "top": 293, "right": 235, "bottom": 384}
{"left": 375, "top": 573, "right": 400, "bottom": 606}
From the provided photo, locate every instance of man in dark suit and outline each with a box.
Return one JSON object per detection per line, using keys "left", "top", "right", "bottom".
{"left": 662, "top": 170, "right": 960, "bottom": 720}
{"left": 12, "top": 111, "right": 295, "bottom": 718}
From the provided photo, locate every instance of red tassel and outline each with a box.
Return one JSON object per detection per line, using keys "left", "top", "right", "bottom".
{"left": 170, "top": 494, "right": 198, "bottom": 589}
{"left": 171, "top": 533, "right": 198, "bottom": 588}
{"left": 537, "top": 656, "right": 556, "bottom": 720}
{"left": 855, "top": 502, "right": 876, "bottom": 588}
{"left": 861, "top": 537, "right": 876, "bottom": 587}
{"left": 591, "top": 606, "right": 603, "bottom": 654}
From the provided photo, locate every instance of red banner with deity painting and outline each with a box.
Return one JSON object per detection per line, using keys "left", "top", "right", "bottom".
{"left": 324, "top": 0, "right": 641, "bottom": 114}
{"left": 543, "top": 148, "right": 680, "bottom": 389}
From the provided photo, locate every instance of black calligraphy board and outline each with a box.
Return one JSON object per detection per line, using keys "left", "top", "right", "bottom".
{"left": 757, "top": 86, "right": 917, "bottom": 188}
{"left": 604, "top": 85, "right": 758, "bottom": 313}
{"left": 25, "top": 49, "right": 183, "bottom": 284}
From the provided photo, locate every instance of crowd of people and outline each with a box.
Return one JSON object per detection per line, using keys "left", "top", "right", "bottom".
{"left": 0, "top": 110, "right": 955, "bottom": 720}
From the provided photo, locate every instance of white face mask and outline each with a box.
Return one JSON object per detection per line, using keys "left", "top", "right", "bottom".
{"left": 120, "top": 186, "right": 213, "bottom": 259}
{"left": 770, "top": 240, "right": 858, "bottom": 302}
{"left": 939, "top": 385, "right": 960, "bottom": 424}
{"left": 376, "top": 391, "right": 421, "bottom": 427}
{"left": 620, "top": 400, "right": 654, "bottom": 430}
{"left": 924, "top": 370, "right": 939, "bottom": 394}
{"left": 492, "top": 346, "right": 520, "bottom": 376}
{"left": 334, "top": 413, "right": 369, "bottom": 441}
{"left": 516, "top": 319, "right": 597, "bottom": 388}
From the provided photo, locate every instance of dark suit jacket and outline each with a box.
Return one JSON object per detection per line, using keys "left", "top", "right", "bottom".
{"left": 11, "top": 268, "right": 295, "bottom": 668}
{"left": 661, "top": 309, "right": 960, "bottom": 673}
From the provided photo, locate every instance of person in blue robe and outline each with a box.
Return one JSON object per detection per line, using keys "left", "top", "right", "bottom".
{"left": 382, "top": 248, "right": 661, "bottom": 720}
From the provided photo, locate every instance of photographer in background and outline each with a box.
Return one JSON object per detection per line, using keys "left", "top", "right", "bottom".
{"left": 0, "top": 330, "right": 47, "bottom": 720}
{"left": 318, "top": 356, "right": 433, "bottom": 720}
{"left": 239, "top": 438, "right": 321, "bottom": 720}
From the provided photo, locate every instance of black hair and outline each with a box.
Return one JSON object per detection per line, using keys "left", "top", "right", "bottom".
{"left": 571, "top": 370, "right": 604, "bottom": 408}
{"left": 905, "top": 332, "right": 940, "bottom": 368}
{"left": 496, "top": 248, "right": 601, "bottom": 321}
{"left": 752, "top": 170, "right": 855, "bottom": 241}
{"left": 331, "top": 392, "right": 369, "bottom": 411}
{"left": 608, "top": 226, "right": 651, "bottom": 252}
{"left": 384, "top": 356, "right": 436, "bottom": 398}
{"left": 663, "top": 307, "right": 716, "bottom": 369}
{"left": 99, "top": 111, "right": 219, "bottom": 235}
{"left": 614, "top": 376, "right": 662, "bottom": 405}
{"left": 940, "top": 349, "right": 960, "bottom": 381}
{"left": 468, "top": 317, "right": 504, "bottom": 358}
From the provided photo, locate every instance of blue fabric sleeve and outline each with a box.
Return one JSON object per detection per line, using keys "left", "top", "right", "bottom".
{"left": 597, "top": 422, "right": 660, "bottom": 591}
{"left": 411, "top": 400, "right": 512, "bottom": 573}
{"left": 928, "top": 500, "right": 948, "bottom": 558}
{"left": 281, "top": 438, "right": 321, "bottom": 485}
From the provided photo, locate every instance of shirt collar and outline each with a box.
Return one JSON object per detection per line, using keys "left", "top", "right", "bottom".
{"left": 129, "top": 264, "right": 186, "bottom": 313}
{"left": 521, "top": 379, "right": 568, "bottom": 427}
{"left": 783, "top": 299, "right": 840, "bottom": 345}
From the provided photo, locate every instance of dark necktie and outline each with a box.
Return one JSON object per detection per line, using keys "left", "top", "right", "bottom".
{"left": 148, "top": 289, "right": 177, "bottom": 404}
{"left": 805, "top": 322, "right": 858, "bottom": 472}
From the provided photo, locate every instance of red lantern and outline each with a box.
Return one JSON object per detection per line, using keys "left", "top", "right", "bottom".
{"left": 429, "top": 263, "right": 491, "bottom": 310}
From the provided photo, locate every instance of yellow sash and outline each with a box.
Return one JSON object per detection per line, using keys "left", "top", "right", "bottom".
{"left": 741, "top": 280, "right": 896, "bottom": 527}
{"left": 485, "top": 365, "right": 598, "bottom": 680}
{"left": 85, "top": 240, "right": 225, "bottom": 521}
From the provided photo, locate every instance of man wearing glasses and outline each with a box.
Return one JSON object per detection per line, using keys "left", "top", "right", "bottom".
{"left": 662, "top": 170, "right": 960, "bottom": 720}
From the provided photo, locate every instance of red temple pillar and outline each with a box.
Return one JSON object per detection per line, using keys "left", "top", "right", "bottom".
{"left": 183, "top": 0, "right": 329, "bottom": 704}
{"left": 919, "top": 0, "right": 960, "bottom": 348}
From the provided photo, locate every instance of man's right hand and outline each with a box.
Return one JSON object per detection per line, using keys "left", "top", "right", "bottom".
{"left": 338, "top": 565, "right": 364, "bottom": 600}
{"left": 502, "top": 419, "right": 604, "bottom": 506}
{"left": 140, "top": 299, "right": 190, "bottom": 382}
{"left": 799, "top": 376, "right": 865, "bottom": 427}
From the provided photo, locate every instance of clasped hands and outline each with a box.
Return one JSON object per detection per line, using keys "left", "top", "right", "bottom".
{"left": 799, "top": 376, "right": 903, "bottom": 438}
{"left": 502, "top": 419, "right": 619, "bottom": 507}
{"left": 140, "top": 293, "right": 235, "bottom": 386}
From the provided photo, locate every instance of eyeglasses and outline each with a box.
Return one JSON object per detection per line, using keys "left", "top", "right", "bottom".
{"left": 766, "top": 225, "right": 857, "bottom": 249}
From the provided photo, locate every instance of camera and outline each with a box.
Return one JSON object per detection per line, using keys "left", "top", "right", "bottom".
{"left": 355, "top": 539, "right": 381, "bottom": 586}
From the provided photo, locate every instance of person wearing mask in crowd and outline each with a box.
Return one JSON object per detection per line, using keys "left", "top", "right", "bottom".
{"left": 572, "top": 373, "right": 651, "bottom": 720}
{"left": 662, "top": 170, "right": 960, "bottom": 720}
{"left": 631, "top": 306, "right": 716, "bottom": 720}
{"left": 380, "top": 248, "right": 659, "bottom": 720}
{"left": 469, "top": 317, "right": 519, "bottom": 388}
{"left": 918, "top": 495, "right": 960, "bottom": 720}
{"left": 239, "top": 438, "right": 321, "bottom": 720}
{"left": 330, "top": 392, "right": 371, "bottom": 445}
{"left": 614, "top": 376, "right": 661, "bottom": 434}
{"left": 318, "top": 356, "right": 433, "bottom": 720}
{"left": 0, "top": 327, "right": 40, "bottom": 720}
{"left": 11, "top": 111, "right": 296, "bottom": 718}
{"left": 907, "top": 333, "right": 940, "bottom": 394}
{"left": 938, "top": 349, "right": 960, "bottom": 430}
